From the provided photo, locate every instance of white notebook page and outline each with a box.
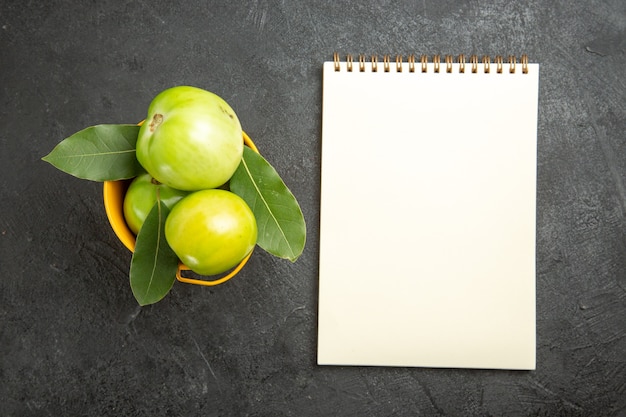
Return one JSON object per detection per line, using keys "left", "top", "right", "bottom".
{"left": 318, "top": 59, "right": 539, "bottom": 369}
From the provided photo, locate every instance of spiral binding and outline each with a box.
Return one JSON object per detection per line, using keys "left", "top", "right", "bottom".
{"left": 333, "top": 52, "right": 529, "bottom": 74}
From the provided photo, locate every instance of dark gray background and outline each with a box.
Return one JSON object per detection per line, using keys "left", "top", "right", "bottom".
{"left": 1, "top": 1, "right": 625, "bottom": 416}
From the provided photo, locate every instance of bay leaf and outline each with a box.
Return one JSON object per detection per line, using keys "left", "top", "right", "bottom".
{"left": 230, "top": 146, "right": 306, "bottom": 262}
{"left": 129, "top": 199, "right": 179, "bottom": 306}
{"left": 42, "top": 124, "right": 142, "bottom": 181}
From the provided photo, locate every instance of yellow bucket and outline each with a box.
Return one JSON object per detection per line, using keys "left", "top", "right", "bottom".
{"left": 103, "top": 130, "right": 259, "bottom": 286}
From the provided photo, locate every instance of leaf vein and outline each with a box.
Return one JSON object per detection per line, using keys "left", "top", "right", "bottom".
{"left": 56, "top": 149, "right": 135, "bottom": 158}
{"left": 144, "top": 202, "right": 162, "bottom": 298}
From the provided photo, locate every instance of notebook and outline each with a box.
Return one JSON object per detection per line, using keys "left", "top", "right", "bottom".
{"left": 318, "top": 53, "right": 539, "bottom": 370}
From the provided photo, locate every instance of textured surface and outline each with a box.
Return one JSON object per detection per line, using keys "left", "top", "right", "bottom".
{"left": 1, "top": 0, "right": 624, "bottom": 415}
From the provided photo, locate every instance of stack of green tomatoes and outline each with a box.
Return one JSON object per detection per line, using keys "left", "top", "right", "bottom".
{"left": 123, "top": 86, "right": 257, "bottom": 276}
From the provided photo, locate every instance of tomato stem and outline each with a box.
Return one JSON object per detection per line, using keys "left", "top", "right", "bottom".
{"left": 149, "top": 113, "right": 163, "bottom": 132}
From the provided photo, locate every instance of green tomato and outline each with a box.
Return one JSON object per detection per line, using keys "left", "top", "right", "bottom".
{"left": 123, "top": 173, "right": 189, "bottom": 235}
{"left": 165, "top": 189, "right": 257, "bottom": 276}
{"left": 136, "top": 86, "right": 244, "bottom": 191}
